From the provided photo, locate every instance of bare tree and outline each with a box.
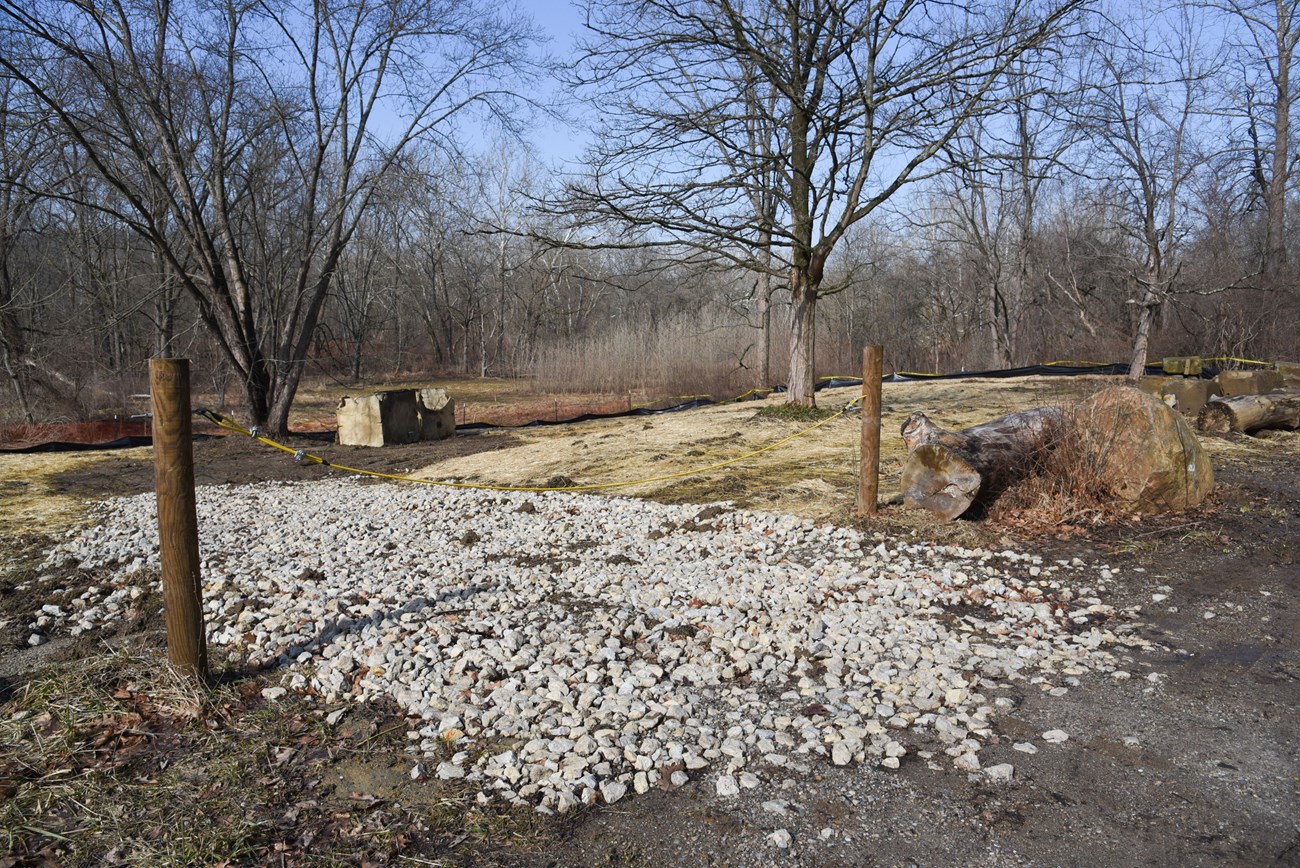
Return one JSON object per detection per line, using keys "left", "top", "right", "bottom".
{"left": 0, "top": 0, "right": 541, "bottom": 433}
{"left": 0, "top": 66, "right": 48, "bottom": 421}
{"left": 1077, "top": 3, "right": 1223, "bottom": 379}
{"left": 558, "top": 0, "right": 1085, "bottom": 405}
{"left": 1213, "top": 0, "right": 1300, "bottom": 285}
{"left": 930, "top": 54, "right": 1079, "bottom": 368}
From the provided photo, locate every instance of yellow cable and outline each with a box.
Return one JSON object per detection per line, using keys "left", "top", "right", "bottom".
{"left": 1201, "top": 356, "right": 1273, "bottom": 367}
{"left": 1042, "top": 360, "right": 1113, "bottom": 367}
{"left": 199, "top": 399, "right": 858, "bottom": 494}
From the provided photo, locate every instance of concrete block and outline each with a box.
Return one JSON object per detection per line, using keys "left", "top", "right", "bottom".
{"left": 1160, "top": 378, "right": 1212, "bottom": 416}
{"left": 1215, "top": 369, "right": 1284, "bottom": 397}
{"left": 1137, "top": 376, "right": 1172, "bottom": 396}
{"left": 337, "top": 390, "right": 422, "bottom": 447}
{"left": 1162, "top": 356, "right": 1203, "bottom": 376}
{"left": 416, "top": 388, "right": 455, "bottom": 441}
{"left": 1277, "top": 361, "right": 1300, "bottom": 388}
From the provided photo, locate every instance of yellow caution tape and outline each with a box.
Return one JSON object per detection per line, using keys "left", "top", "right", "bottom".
{"left": 1201, "top": 356, "right": 1273, "bottom": 367}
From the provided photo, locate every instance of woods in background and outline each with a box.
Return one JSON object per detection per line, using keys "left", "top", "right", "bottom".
{"left": 1, "top": 0, "right": 1297, "bottom": 427}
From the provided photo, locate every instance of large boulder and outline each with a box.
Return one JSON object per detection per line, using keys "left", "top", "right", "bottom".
{"left": 1074, "top": 386, "right": 1214, "bottom": 511}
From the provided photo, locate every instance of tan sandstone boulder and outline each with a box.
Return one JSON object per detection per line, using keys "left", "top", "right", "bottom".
{"left": 1075, "top": 386, "right": 1214, "bottom": 511}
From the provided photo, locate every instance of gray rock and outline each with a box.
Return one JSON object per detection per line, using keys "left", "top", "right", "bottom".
{"left": 715, "top": 775, "right": 740, "bottom": 797}
{"left": 984, "top": 763, "right": 1014, "bottom": 782}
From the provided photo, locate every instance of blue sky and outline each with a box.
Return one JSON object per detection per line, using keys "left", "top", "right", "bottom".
{"left": 524, "top": 0, "right": 589, "bottom": 167}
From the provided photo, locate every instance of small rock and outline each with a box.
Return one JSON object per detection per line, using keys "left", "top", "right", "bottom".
{"left": 261, "top": 687, "right": 288, "bottom": 701}
{"left": 1012, "top": 742, "right": 1038, "bottom": 754}
{"left": 435, "top": 762, "right": 465, "bottom": 780}
{"left": 410, "top": 763, "right": 426, "bottom": 781}
{"left": 769, "top": 828, "right": 792, "bottom": 850}
{"left": 600, "top": 781, "right": 627, "bottom": 804}
{"left": 715, "top": 775, "right": 740, "bottom": 797}
{"left": 1042, "top": 729, "right": 1069, "bottom": 744}
{"left": 761, "top": 800, "right": 788, "bottom": 815}
{"left": 557, "top": 789, "right": 580, "bottom": 813}
{"left": 984, "top": 763, "right": 1014, "bottom": 782}
{"left": 670, "top": 770, "right": 689, "bottom": 786}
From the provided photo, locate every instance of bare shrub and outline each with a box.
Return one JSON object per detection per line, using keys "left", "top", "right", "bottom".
{"left": 989, "top": 407, "right": 1126, "bottom": 527}
{"left": 531, "top": 309, "right": 762, "bottom": 400}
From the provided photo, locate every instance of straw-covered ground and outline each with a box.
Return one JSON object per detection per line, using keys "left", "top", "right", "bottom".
{"left": 0, "top": 375, "right": 1296, "bottom": 866}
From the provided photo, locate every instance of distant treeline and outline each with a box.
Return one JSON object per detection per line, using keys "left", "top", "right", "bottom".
{"left": 1, "top": 0, "right": 1296, "bottom": 427}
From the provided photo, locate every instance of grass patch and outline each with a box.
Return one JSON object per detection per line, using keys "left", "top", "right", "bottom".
{"left": 750, "top": 404, "right": 840, "bottom": 423}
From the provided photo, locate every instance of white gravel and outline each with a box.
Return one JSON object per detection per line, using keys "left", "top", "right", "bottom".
{"left": 37, "top": 478, "right": 1150, "bottom": 813}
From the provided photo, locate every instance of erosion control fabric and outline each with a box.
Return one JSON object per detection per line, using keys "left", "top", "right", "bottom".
{"left": 0, "top": 360, "right": 1212, "bottom": 453}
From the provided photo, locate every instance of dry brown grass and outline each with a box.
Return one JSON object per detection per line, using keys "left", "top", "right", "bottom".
{"left": 987, "top": 407, "right": 1126, "bottom": 529}
{"left": 0, "top": 448, "right": 152, "bottom": 540}
{"left": 409, "top": 376, "right": 1114, "bottom": 521}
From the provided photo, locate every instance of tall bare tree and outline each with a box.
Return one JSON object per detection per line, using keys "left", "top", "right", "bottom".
{"left": 560, "top": 0, "right": 1086, "bottom": 404}
{"left": 1078, "top": 3, "right": 1221, "bottom": 379}
{"left": 1215, "top": 0, "right": 1300, "bottom": 285}
{"left": 0, "top": 0, "right": 541, "bottom": 433}
{"left": 0, "top": 67, "right": 48, "bottom": 421}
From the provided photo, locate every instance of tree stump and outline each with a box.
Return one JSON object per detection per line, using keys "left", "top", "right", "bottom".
{"left": 1197, "top": 390, "right": 1300, "bottom": 434}
{"left": 900, "top": 407, "right": 1066, "bottom": 520}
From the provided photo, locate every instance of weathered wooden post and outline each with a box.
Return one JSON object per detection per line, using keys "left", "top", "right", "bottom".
{"left": 149, "top": 358, "right": 208, "bottom": 682}
{"left": 857, "top": 346, "right": 884, "bottom": 517}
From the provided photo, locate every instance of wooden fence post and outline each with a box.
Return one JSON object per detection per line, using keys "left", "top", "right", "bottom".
{"left": 149, "top": 358, "right": 208, "bottom": 682}
{"left": 857, "top": 346, "right": 884, "bottom": 517}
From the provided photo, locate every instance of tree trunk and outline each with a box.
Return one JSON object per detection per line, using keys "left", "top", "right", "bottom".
{"left": 1, "top": 342, "right": 33, "bottom": 423}
{"left": 243, "top": 358, "right": 274, "bottom": 432}
{"left": 1127, "top": 287, "right": 1159, "bottom": 383}
{"left": 264, "top": 368, "right": 300, "bottom": 436}
{"left": 1265, "top": 2, "right": 1293, "bottom": 285}
{"left": 900, "top": 407, "right": 1067, "bottom": 520}
{"left": 758, "top": 271, "right": 772, "bottom": 388}
{"left": 786, "top": 273, "right": 817, "bottom": 406}
{"left": 1197, "top": 389, "right": 1300, "bottom": 434}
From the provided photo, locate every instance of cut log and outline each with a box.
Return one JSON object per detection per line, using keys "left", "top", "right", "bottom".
{"left": 1197, "top": 389, "right": 1300, "bottom": 434}
{"left": 900, "top": 407, "right": 1066, "bottom": 520}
